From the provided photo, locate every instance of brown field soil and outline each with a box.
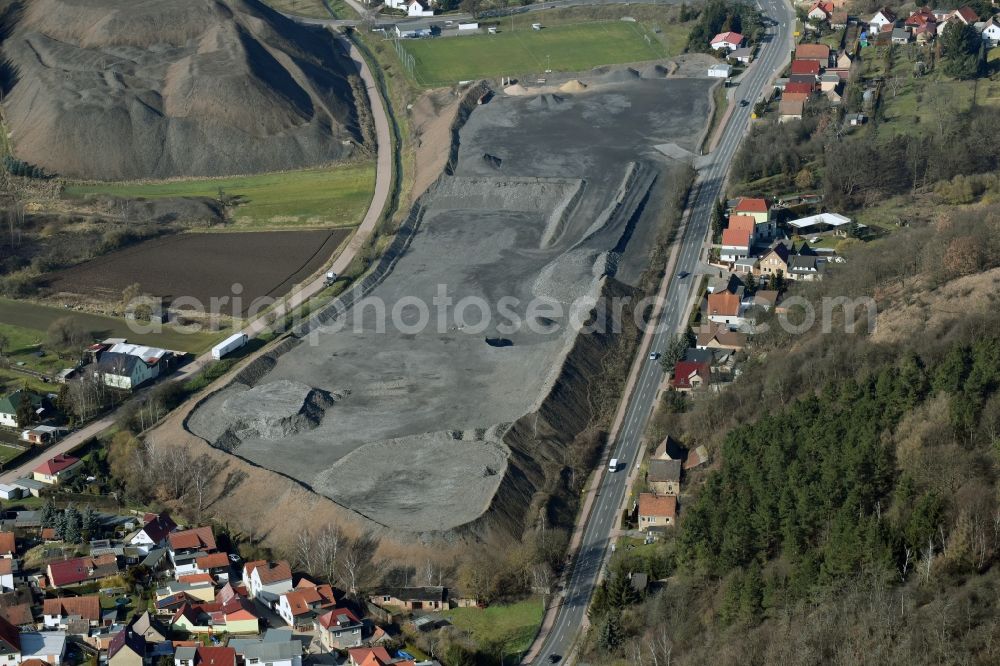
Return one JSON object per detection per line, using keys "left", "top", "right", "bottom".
{"left": 46, "top": 230, "right": 350, "bottom": 316}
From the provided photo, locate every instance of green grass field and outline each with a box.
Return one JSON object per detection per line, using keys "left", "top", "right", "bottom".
{"left": 63, "top": 163, "right": 376, "bottom": 230}
{"left": 264, "top": 0, "right": 355, "bottom": 18}
{"left": 401, "top": 22, "right": 669, "bottom": 85}
{"left": 0, "top": 298, "right": 224, "bottom": 356}
{"left": 442, "top": 598, "right": 544, "bottom": 663}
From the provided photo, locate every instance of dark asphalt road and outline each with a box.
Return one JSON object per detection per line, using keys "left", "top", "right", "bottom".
{"left": 529, "top": 2, "right": 795, "bottom": 663}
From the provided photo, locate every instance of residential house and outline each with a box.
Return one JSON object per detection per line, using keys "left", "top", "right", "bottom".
{"left": 230, "top": 630, "right": 303, "bottom": 666}
{"left": 730, "top": 46, "right": 753, "bottom": 63}
{"left": 794, "top": 43, "right": 830, "bottom": 64}
{"left": 46, "top": 554, "right": 119, "bottom": 588}
{"left": 0, "top": 389, "right": 45, "bottom": 429}
{"left": 405, "top": 0, "right": 434, "bottom": 16}
{"left": 790, "top": 59, "right": 821, "bottom": 77}
{"left": 647, "top": 459, "right": 681, "bottom": 495}
{"left": 835, "top": 50, "right": 852, "bottom": 69}
{"left": 759, "top": 244, "right": 790, "bottom": 277}
{"left": 752, "top": 290, "right": 781, "bottom": 311}
{"left": 637, "top": 493, "right": 677, "bottom": 531}
{"left": 868, "top": 8, "right": 896, "bottom": 35}
{"left": 696, "top": 322, "right": 747, "bottom": 350}
{"left": 32, "top": 454, "right": 82, "bottom": 485}
{"left": 952, "top": 6, "right": 979, "bottom": 25}
{"left": 707, "top": 63, "right": 733, "bottom": 78}
{"left": 830, "top": 10, "right": 848, "bottom": 28}
{"left": 43, "top": 596, "right": 102, "bottom": 629}
{"left": 0, "top": 616, "right": 18, "bottom": 664}
{"left": 671, "top": 360, "right": 710, "bottom": 391}
{"left": 19, "top": 631, "right": 66, "bottom": 666}
{"left": 720, "top": 225, "right": 751, "bottom": 262}
{"left": 787, "top": 255, "right": 827, "bottom": 280}
{"left": 733, "top": 197, "right": 771, "bottom": 223}
{"left": 807, "top": 1, "right": 834, "bottom": 22}
{"left": 346, "top": 647, "right": 394, "bottom": 666}
{"left": 108, "top": 619, "right": 148, "bottom": 666}
{"left": 0, "top": 533, "right": 13, "bottom": 559}
{"left": 0, "top": 595, "right": 35, "bottom": 630}
{"left": 710, "top": 31, "right": 745, "bottom": 51}
{"left": 891, "top": 27, "right": 910, "bottom": 43}
{"left": 128, "top": 512, "right": 177, "bottom": 554}
{"left": 170, "top": 593, "right": 259, "bottom": 637}
{"left": 983, "top": 17, "right": 1000, "bottom": 46}
{"left": 369, "top": 587, "right": 450, "bottom": 611}
{"left": 277, "top": 582, "right": 336, "bottom": 630}
{"left": 783, "top": 81, "right": 815, "bottom": 96}
{"left": 96, "top": 342, "right": 174, "bottom": 391}
{"left": 820, "top": 73, "right": 841, "bottom": 92}
{"left": 244, "top": 561, "right": 293, "bottom": 606}
{"left": 316, "top": 608, "right": 363, "bottom": 650}
{"left": 156, "top": 579, "right": 216, "bottom": 604}
{"left": 194, "top": 553, "right": 231, "bottom": 583}
{"left": 169, "top": 526, "right": 217, "bottom": 577}
{"left": 175, "top": 646, "right": 236, "bottom": 666}
{"left": 131, "top": 611, "right": 168, "bottom": 642}
{"left": 0, "top": 560, "right": 15, "bottom": 592}
{"left": 707, "top": 288, "right": 744, "bottom": 327}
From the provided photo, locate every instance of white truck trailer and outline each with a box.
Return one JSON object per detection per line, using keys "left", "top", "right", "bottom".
{"left": 211, "top": 332, "right": 248, "bottom": 360}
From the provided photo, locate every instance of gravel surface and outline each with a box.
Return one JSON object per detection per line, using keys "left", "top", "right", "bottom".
{"left": 187, "top": 74, "right": 713, "bottom": 532}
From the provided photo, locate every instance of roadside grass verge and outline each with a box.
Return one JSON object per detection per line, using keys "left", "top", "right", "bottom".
{"left": 400, "top": 21, "right": 669, "bottom": 85}
{"left": 0, "top": 298, "right": 223, "bottom": 356}
{"left": 63, "top": 163, "right": 376, "bottom": 231}
{"left": 442, "top": 597, "right": 544, "bottom": 664}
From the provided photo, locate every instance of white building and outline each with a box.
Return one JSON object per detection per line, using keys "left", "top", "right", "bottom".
{"left": 707, "top": 63, "right": 733, "bottom": 78}
{"left": 983, "top": 17, "right": 1000, "bottom": 46}
{"left": 244, "top": 561, "right": 294, "bottom": 605}
{"left": 20, "top": 631, "right": 67, "bottom": 666}
{"left": 868, "top": 9, "right": 896, "bottom": 35}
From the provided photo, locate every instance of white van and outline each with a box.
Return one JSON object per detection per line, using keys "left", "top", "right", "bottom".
{"left": 608, "top": 458, "right": 619, "bottom": 472}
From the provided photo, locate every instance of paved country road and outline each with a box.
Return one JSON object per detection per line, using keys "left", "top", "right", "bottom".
{"left": 527, "top": 2, "right": 795, "bottom": 663}
{"left": 0, "top": 30, "right": 393, "bottom": 486}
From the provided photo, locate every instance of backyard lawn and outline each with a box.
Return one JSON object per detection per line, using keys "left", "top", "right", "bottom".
{"left": 401, "top": 22, "right": 670, "bottom": 85}
{"left": 63, "top": 163, "right": 376, "bottom": 230}
{"left": 443, "top": 597, "right": 544, "bottom": 664}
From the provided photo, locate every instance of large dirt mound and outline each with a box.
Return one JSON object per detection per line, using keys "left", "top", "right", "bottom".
{"left": 0, "top": 0, "right": 365, "bottom": 180}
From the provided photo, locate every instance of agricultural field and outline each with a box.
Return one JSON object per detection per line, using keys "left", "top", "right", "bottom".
{"left": 399, "top": 21, "right": 670, "bottom": 85}
{"left": 0, "top": 298, "right": 223, "bottom": 357}
{"left": 46, "top": 229, "right": 350, "bottom": 317}
{"left": 63, "top": 164, "right": 375, "bottom": 231}
{"left": 442, "top": 597, "right": 544, "bottom": 664}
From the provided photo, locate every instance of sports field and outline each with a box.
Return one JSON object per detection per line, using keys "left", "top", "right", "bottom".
{"left": 63, "top": 163, "right": 375, "bottom": 230}
{"left": 400, "top": 22, "right": 669, "bottom": 85}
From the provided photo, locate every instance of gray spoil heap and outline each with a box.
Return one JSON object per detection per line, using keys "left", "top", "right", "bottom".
{"left": 1, "top": 0, "right": 364, "bottom": 180}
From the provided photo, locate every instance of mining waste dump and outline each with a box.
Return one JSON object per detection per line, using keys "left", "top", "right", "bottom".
{"left": 0, "top": 0, "right": 365, "bottom": 179}
{"left": 187, "top": 70, "right": 714, "bottom": 535}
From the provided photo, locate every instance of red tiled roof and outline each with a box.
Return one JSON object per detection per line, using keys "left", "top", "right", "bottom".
{"left": 721, "top": 228, "right": 750, "bottom": 248}
{"left": 0, "top": 560, "right": 10, "bottom": 576}
{"left": 41, "top": 528, "right": 57, "bottom": 541}
{"left": 246, "top": 560, "right": 292, "bottom": 585}
{"left": 196, "top": 552, "right": 230, "bottom": 570}
{"left": 168, "top": 526, "right": 216, "bottom": 553}
{"left": 638, "top": 493, "right": 677, "bottom": 519}
{"left": 711, "top": 31, "right": 744, "bottom": 44}
{"left": 0, "top": 533, "right": 14, "bottom": 556}
{"left": 177, "top": 573, "right": 215, "bottom": 585}
{"left": 0, "top": 603, "right": 33, "bottom": 627}
{"left": 734, "top": 197, "right": 769, "bottom": 214}
{"left": 47, "top": 554, "right": 118, "bottom": 587}
{"left": 317, "top": 607, "right": 360, "bottom": 629}
{"left": 953, "top": 6, "right": 977, "bottom": 23}
{"left": 347, "top": 647, "right": 392, "bottom": 666}
{"left": 784, "top": 81, "right": 816, "bottom": 95}
{"left": 795, "top": 43, "right": 830, "bottom": 61}
{"left": 672, "top": 361, "right": 710, "bottom": 389}
{"left": 283, "top": 585, "right": 336, "bottom": 617}
{"left": 790, "top": 60, "right": 821, "bottom": 75}
{"left": 707, "top": 290, "right": 741, "bottom": 317}
{"left": 43, "top": 596, "right": 101, "bottom": 621}
{"left": 34, "top": 454, "right": 80, "bottom": 476}
{"left": 196, "top": 646, "right": 235, "bottom": 666}
{"left": 727, "top": 215, "right": 756, "bottom": 234}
